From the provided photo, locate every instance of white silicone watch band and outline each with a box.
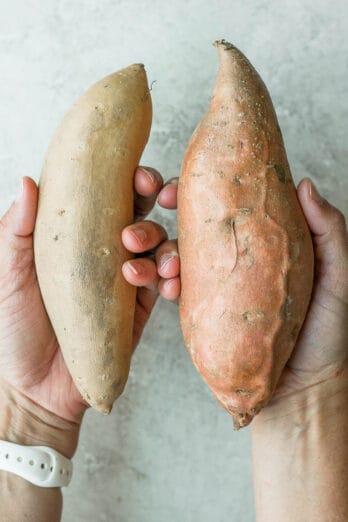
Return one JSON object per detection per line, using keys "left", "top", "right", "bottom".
{"left": 0, "top": 440, "right": 73, "bottom": 487}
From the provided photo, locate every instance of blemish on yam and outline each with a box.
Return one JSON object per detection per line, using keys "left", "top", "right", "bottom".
{"left": 98, "top": 247, "right": 111, "bottom": 257}
{"left": 282, "top": 295, "right": 293, "bottom": 318}
{"left": 238, "top": 207, "right": 252, "bottom": 215}
{"left": 241, "top": 310, "right": 265, "bottom": 322}
{"left": 274, "top": 164, "right": 287, "bottom": 184}
{"left": 220, "top": 216, "right": 235, "bottom": 232}
{"left": 236, "top": 388, "right": 255, "bottom": 397}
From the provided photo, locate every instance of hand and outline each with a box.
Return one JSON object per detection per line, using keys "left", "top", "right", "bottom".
{"left": 121, "top": 177, "right": 180, "bottom": 346}
{"left": 155, "top": 177, "right": 348, "bottom": 401}
{"left": 0, "top": 167, "right": 169, "bottom": 426}
{"left": 122, "top": 177, "right": 181, "bottom": 306}
{"left": 270, "top": 178, "right": 348, "bottom": 400}
{"left": 250, "top": 180, "right": 348, "bottom": 522}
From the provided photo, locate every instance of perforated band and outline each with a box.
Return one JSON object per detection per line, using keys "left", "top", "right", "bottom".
{"left": 0, "top": 440, "right": 73, "bottom": 487}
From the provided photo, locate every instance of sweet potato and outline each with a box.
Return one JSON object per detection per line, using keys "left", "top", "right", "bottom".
{"left": 34, "top": 64, "right": 152, "bottom": 413}
{"left": 178, "top": 40, "right": 314, "bottom": 429}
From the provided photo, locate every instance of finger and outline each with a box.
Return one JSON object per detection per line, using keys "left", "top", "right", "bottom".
{"left": 155, "top": 239, "right": 180, "bottom": 278}
{"left": 122, "top": 257, "right": 159, "bottom": 289}
{"left": 157, "top": 177, "right": 178, "bottom": 209}
{"left": 134, "top": 166, "right": 163, "bottom": 221}
{"left": 122, "top": 220, "right": 168, "bottom": 254}
{"left": 297, "top": 178, "right": 348, "bottom": 250}
{"left": 297, "top": 178, "right": 348, "bottom": 296}
{"left": 297, "top": 178, "right": 347, "bottom": 238}
{"left": 159, "top": 276, "right": 181, "bottom": 302}
{"left": 0, "top": 177, "right": 38, "bottom": 238}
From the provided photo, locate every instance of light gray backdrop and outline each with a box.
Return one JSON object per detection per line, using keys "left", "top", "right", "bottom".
{"left": 1, "top": 1, "right": 347, "bottom": 521}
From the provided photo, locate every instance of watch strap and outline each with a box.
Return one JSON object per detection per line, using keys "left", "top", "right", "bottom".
{"left": 0, "top": 440, "right": 73, "bottom": 487}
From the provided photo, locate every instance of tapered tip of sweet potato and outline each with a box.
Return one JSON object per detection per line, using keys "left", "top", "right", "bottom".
{"left": 213, "top": 39, "right": 237, "bottom": 51}
{"left": 214, "top": 391, "right": 265, "bottom": 429}
{"left": 93, "top": 402, "right": 113, "bottom": 415}
{"left": 232, "top": 411, "right": 255, "bottom": 430}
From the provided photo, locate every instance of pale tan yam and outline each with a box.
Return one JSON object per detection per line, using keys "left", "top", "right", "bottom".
{"left": 178, "top": 41, "right": 314, "bottom": 429}
{"left": 34, "top": 64, "right": 152, "bottom": 413}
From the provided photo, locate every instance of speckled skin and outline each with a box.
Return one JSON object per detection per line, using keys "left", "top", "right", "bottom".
{"left": 34, "top": 65, "right": 152, "bottom": 413}
{"left": 178, "top": 42, "right": 314, "bottom": 429}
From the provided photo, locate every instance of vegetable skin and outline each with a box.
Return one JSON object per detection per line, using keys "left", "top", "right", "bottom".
{"left": 178, "top": 40, "right": 314, "bottom": 429}
{"left": 34, "top": 64, "right": 152, "bottom": 413}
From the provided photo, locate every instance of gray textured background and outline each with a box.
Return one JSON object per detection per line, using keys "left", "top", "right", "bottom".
{"left": 0, "top": 1, "right": 347, "bottom": 521}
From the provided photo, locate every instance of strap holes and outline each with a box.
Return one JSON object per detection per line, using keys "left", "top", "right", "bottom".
{"left": 29, "top": 460, "right": 35, "bottom": 466}
{"left": 5, "top": 454, "right": 9, "bottom": 459}
{"left": 50, "top": 466, "right": 53, "bottom": 472}
{"left": 40, "top": 463, "right": 46, "bottom": 469}
{"left": 17, "top": 457, "right": 23, "bottom": 462}
{"left": 60, "top": 468, "right": 64, "bottom": 474}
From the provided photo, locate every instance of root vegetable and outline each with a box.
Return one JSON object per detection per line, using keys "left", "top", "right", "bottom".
{"left": 178, "top": 40, "right": 314, "bottom": 429}
{"left": 34, "top": 64, "right": 152, "bottom": 413}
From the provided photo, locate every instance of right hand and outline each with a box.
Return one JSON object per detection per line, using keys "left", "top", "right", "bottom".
{"left": 155, "top": 177, "right": 348, "bottom": 402}
{"left": 272, "top": 178, "right": 348, "bottom": 398}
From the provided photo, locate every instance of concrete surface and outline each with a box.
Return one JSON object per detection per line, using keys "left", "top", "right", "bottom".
{"left": 0, "top": 1, "right": 347, "bottom": 521}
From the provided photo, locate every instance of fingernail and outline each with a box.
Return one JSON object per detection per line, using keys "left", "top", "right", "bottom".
{"left": 15, "top": 178, "right": 24, "bottom": 202}
{"left": 126, "top": 261, "right": 143, "bottom": 275}
{"left": 131, "top": 228, "right": 147, "bottom": 243}
{"left": 163, "top": 278, "right": 175, "bottom": 291}
{"left": 309, "top": 180, "right": 324, "bottom": 205}
{"left": 142, "top": 168, "right": 157, "bottom": 184}
{"left": 166, "top": 177, "right": 179, "bottom": 186}
{"left": 160, "top": 252, "right": 178, "bottom": 271}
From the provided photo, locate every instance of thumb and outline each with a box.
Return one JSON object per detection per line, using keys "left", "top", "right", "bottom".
{"left": 297, "top": 178, "right": 348, "bottom": 298}
{"left": 0, "top": 177, "right": 38, "bottom": 239}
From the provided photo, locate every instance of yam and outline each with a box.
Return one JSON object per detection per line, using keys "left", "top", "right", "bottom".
{"left": 178, "top": 41, "right": 314, "bottom": 429}
{"left": 34, "top": 64, "right": 152, "bottom": 413}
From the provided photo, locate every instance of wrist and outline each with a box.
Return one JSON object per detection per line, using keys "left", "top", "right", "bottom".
{"left": 0, "top": 381, "right": 81, "bottom": 459}
{"left": 251, "top": 363, "right": 348, "bottom": 522}
{"left": 252, "top": 361, "right": 348, "bottom": 433}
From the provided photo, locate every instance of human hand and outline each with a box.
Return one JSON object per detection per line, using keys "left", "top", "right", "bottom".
{"left": 267, "top": 178, "right": 348, "bottom": 401}
{"left": 154, "top": 176, "right": 347, "bottom": 522}
{"left": 251, "top": 180, "right": 348, "bottom": 522}
{"left": 121, "top": 177, "right": 180, "bottom": 346}
{"left": 154, "top": 177, "right": 348, "bottom": 402}
{"left": 0, "top": 167, "right": 170, "bottom": 429}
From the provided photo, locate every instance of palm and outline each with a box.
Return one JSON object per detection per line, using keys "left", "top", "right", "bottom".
{"left": 0, "top": 239, "right": 86, "bottom": 422}
{"left": 270, "top": 188, "right": 348, "bottom": 400}
{"left": 0, "top": 248, "right": 153, "bottom": 422}
{"left": 273, "top": 287, "right": 347, "bottom": 399}
{"left": 290, "top": 288, "right": 346, "bottom": 370}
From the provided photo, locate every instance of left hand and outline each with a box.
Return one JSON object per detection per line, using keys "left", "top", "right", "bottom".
{"left": 0, "top": 167, "right": 177, "bottom": 427}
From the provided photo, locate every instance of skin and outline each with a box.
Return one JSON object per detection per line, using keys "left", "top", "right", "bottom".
{"left": 0, "top": 170, "right": 347, "bottom": 520}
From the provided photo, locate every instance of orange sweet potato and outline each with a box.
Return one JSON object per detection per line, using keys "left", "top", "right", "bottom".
{"left": 178, "top": 40, "right": 314, "bottom": 429}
